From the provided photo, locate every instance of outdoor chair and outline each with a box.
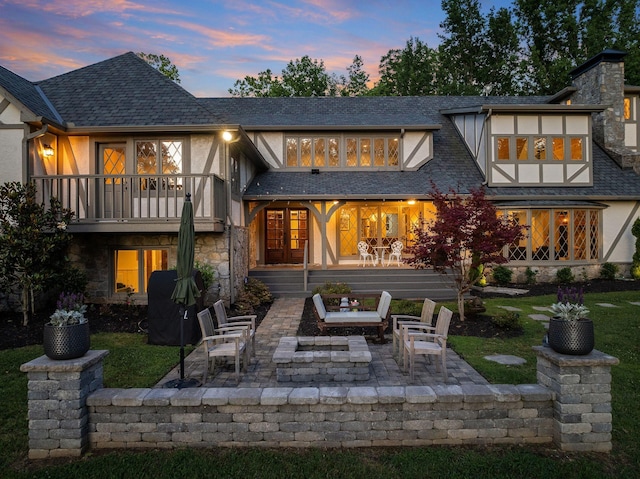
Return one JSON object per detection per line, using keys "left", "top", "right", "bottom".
{"left": 196, "top": 308, "right": 249, "bottom": 383}
{"left": 357, "top": 241, "right": 375, "bottom": 267}
{"left": 391, "top": 298, "right": 436, "bottom": 357}
{"left": 402, "top": 306, "right": 453, "bottom": 381}
{"left": 213, "top": 300, "right": 257, "bottom": 357}
{"left": 387, "top": 240, "right": 403, "bottom": 266}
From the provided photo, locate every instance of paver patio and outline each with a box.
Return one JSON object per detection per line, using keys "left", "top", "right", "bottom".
{"left": 158, "top": 297, "right": 489, "bottom": 388}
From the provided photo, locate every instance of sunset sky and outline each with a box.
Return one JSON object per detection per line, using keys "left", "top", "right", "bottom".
{"left": 0, "top": 0, "right": 508, "bottom": 97}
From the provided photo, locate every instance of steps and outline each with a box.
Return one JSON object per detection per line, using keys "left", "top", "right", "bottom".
{"left": 248, "top": 267, "right": 456, "bottom": 300}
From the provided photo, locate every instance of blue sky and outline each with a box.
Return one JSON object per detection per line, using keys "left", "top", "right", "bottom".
{"left": 0, "top": 0, "right": 509, "bottom": 97}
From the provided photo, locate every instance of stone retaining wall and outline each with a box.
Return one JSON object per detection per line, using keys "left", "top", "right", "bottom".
{"left": 85, "top": 383, "right": 553, "bottom": 449}
{"left": 21, "top": 347, "right": 619, "bottom": 458}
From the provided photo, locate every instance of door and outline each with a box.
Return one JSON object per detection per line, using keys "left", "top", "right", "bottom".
{"left": 265, "top": 208, "right": 308, "bottom": 264}
{"left": 98, "top": 144, "right": 128, "bottom": 218}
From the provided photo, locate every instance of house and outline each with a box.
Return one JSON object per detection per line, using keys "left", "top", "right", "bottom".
{"left": 1, "top": 50, "right": 639, "bottom": 306}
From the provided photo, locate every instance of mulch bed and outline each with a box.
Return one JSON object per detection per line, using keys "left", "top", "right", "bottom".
{"left": 2, "top": 278, "right": 639, "bottom": 351}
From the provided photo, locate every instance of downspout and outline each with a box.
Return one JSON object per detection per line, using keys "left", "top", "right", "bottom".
{"left": 479, "top": 109, "right": 492, "bottom": 186}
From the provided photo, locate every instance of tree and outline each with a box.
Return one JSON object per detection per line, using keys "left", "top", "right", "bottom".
{"left": 230, "top": 55, "right": 348, "bottom": 97}
{"left": 371, "top": 37, "right": 439, "bottom": 96}
{"left": 337, "top": 55, "right": 370, "bottom": 96}
{"left": 0, "top": 182, "right": 74, "bottom": 325}
{"left": 137, "top": 52, "right": 181, "bottom": 83}
{"left": 407, "top": 186, "right": 526, "bottom": 321}
{"left": 437, "top": 0, "right": 488, "bottom": 95}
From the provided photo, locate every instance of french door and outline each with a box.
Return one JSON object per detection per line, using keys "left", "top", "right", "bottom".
{"left": 98, "top": 143, "right": 128, "bottom": 218}
{"left": 265, "top": 208, "right": 308, "bottom": 264}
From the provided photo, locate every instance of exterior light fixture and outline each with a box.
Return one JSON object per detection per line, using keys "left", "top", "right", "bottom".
{"left": 222, "top": 131, "right": 234, "bottom": 142}
{"left": 42, "top": 144, "right": 54, "bottom": 158}
{"left": 408, "top": 199, "right": 416, "bottom": 205}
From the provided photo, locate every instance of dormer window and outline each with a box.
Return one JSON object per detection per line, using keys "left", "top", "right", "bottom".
{"left": 489, "top": 114, "right": 591, "bottom": 186}
{"left": 285, "top": 134, "right": 399, "bottom": 169}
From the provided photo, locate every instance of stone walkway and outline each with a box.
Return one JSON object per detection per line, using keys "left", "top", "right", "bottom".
{"left": 158, "top": 297, "right": 489, "bottom": 388}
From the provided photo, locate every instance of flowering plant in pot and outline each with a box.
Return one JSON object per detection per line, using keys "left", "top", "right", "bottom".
{"left": 547, "top": 286, "right": 594, "bottom": 355}
{"left": 44, "top": 292, "right": 90, "bottom": 360}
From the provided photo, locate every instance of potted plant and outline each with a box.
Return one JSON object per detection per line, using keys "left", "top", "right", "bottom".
{"left": 547, "top": 286, "right": 594, "bottom": 355}
{"left": 43, "top": 292, "right": 90, "bottom": 360}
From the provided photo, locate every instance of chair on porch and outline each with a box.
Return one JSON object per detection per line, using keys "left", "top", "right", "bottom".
{"left": 357, "top": 241, "right": 376, "bottom": 267}
{"left": 213, "top": 300, "right": 257, "bottom": 358}
{"left": 196, "top": 308, "right": 249, "bottom": 383}
{"left": 391, "top": 298, "right": 436, "bottom": 357}
{"left": 386, "top": 240, "right": 403, "bottom": 266}
{"left": 402, "top": 306, "right": 453, "bottom": 381}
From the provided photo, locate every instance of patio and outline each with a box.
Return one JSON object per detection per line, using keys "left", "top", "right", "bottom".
{"left": 157, "top": 297, "right": 489, "bottom": 388}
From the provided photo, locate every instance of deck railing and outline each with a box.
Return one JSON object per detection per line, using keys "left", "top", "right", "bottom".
{"left": 31, "top": 174, "right": 226, "bottom": 230}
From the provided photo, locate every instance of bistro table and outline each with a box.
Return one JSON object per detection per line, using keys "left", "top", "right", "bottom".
{"left": 373, "top": 246, "right": 388, "bottom": 266}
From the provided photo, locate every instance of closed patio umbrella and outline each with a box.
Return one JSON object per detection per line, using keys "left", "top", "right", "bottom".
{"left": 166, "top": 193, "right": 200, "bottom": 388}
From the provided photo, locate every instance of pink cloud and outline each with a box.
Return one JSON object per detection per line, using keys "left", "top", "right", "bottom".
{"left": 7, "top": 0, "right": 183, "bottom": 18}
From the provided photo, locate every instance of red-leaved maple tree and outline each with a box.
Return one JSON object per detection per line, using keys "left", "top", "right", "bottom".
{"left": 407, "top": 186, "right": 526, "bottom": 321}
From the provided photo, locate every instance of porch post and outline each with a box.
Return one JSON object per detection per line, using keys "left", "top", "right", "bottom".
{"left": 320, "top": 201, "right": 327, "bottom": 270}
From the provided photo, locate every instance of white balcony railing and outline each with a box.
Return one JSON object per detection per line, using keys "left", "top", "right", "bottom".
{"left": 31, "top": 174, "right": 226, "bottom": 231}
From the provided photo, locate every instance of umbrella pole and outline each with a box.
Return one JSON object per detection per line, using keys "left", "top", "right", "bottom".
{"left": 179, "top": 306, "right": 186, "bottom": 380}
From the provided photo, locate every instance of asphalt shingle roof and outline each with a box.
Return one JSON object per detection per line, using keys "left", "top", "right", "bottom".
{"left": 37, "top": 52, "right": 223, "bottom": 127}
{"left": 200, "top": 95, "right": 550, "bottom": 128}
{"left": 0, "top": 64, "right": 59, "bottom": 122}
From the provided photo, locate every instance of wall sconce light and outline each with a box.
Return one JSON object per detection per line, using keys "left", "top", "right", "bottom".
{"left": 407, "top": 199, "right": 416, "bottom": 205}
{"left": 42, "top": 144, "right": 54, "bottom": 158}
{"left": 222, "top": 131, "right": 240, "bottom": 143}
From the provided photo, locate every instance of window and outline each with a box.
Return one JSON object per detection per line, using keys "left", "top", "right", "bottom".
{"left": 286, "top": 134, "right": 399, "bottom": 168}
{"left": 552, "top": 138, "right": 564, "bottom": 160}
{"left": 570, "top": 138, "right": 583, "bottom": 160}
{"left": 114, "top": 248, "right": 167, "bottom": 294}
{"left": 624, "top": 97, "right": 631, "bottom": 120}
{"left": 136, "top": 140, "right": 183, "bottom": 190}
{"left": 504, "top": 208, "right": 599, "bottom": 262}
{"left": 497, "top": 138, "right": 510, "bottom": 160}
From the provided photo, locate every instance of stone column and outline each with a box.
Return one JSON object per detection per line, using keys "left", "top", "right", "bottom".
{"left": 534, "top": 346, "right": 619, "bottom": 452}
{"left": 20, "top": 350, "right": 108, "bottom": 459}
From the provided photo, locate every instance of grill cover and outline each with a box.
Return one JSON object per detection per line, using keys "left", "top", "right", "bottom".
{"left": 147, "top": 270, "right": 204, "bottom": 346}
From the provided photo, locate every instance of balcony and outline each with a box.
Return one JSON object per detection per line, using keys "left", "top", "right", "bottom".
{"left": 31, "top": 174, "right": 226, "bottom": 233}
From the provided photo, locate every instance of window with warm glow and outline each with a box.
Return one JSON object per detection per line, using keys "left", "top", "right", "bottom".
{"left": 497, "top": 137, "right": 510, "bottom": 160}
{"left": 624, "top": 97, "right": 631, "bottom": 120}
{"left": 503, "top": 208, "right": 599, "bottom": 262}
{"left": 114, "top": 248, "right": 167, "bottom": 294}
{"left": 286, "top": 134, "right": 399, "bottom": 168}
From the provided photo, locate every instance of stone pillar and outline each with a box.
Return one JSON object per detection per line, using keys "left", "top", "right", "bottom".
{"left": 20, "top": 350, "right": 109, "bottom": 459}
{"left": 534, "top": 346, "right": 619, "bottom": 452}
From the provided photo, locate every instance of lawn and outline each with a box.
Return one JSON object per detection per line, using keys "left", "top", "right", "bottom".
{"left": 2, "top": 290, "right": 639, "bottom": 478}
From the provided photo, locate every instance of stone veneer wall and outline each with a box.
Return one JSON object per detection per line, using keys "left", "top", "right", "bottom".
{"left": 21, "top": 348, "right": 618, "bottom": 458}
{"left": 69, "top": 232, "right": 231, "bottom": 304}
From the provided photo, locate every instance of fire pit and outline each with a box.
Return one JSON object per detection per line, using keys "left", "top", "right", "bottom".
{"left": 273, "top": 336, "right": 372, "bottom": 382}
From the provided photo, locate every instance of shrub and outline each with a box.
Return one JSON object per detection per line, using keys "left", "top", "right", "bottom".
{"left": 56, "top": 266, "right": 88, "bottom": 297}
{"left": 524, "top": 267, "right": 537, "bottom": 285}
{"left": 556, "top": 267, "right": 574, "bottom": 284}
{"left": 599, "top": 262, "right": 618, "bottom": 280}
{"left": 491, "top": 265, "right": 512, "bottom": 286}
{"left": 312, "top": 281, "right": 351, "bottom": 295}
{"left": 195, "top": 260, "right": 216, "bottom": 291}
{"left": 393, "top": 299, "right": 422, "bottom": 316}
{"left": 491, "top": 311, "right": 522, "bottom": 330}
{"left": 233, "top": 277, "right": 273, "bottom": 314}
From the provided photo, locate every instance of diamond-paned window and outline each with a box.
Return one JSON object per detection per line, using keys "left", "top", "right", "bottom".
{"left": 286, "top": 134, "right": 400, "bottom": 168}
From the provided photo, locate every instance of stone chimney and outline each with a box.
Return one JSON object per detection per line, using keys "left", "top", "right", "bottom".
{"left": 570, "top": 49, "right": 640, "bottom": 172}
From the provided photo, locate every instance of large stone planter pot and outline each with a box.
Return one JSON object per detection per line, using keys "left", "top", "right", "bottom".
{"left": 43, "top": 322, "right": 90, "bottom": 360}
{"left": 548, "top": 318, "right": 594, "bottom": 355}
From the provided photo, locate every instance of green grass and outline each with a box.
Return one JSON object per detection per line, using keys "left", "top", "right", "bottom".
{"left": 2, "top": 290, "right": 639, "bottom": 477}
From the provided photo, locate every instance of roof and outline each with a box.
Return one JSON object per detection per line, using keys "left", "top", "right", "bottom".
{"left": 0, "top": 64, "right": 60, "bottom": 122}
{"left": 1, "top": 52, "right": 226, "bottom": 129}
{"left": 244, "top": 129, "right": 640, "bottom": 202}
{"left": 200, "top": 95, "right": 551, "bottom": 129}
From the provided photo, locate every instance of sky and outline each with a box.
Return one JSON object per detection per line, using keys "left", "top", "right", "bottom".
{"left": 0, "top": 0, "right": 508, "bottom": 97}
